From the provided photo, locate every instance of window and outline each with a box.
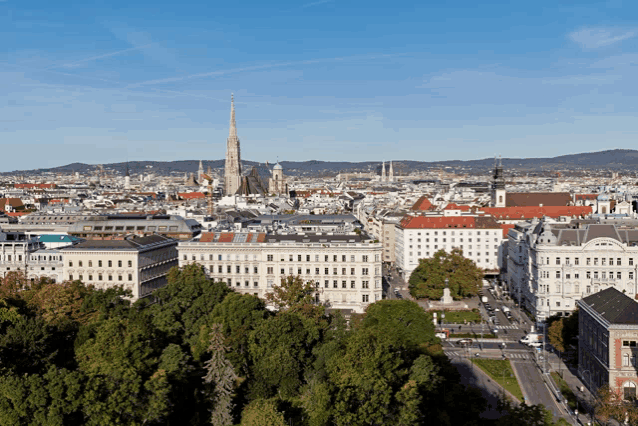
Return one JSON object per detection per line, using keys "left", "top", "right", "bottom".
{"left": 618, "top": 272, "right": 622, "bottom": 280}
{"left": 128, "top": 274, "right": 132, "bottom": 281}
{"left": 333, "top": 268, "right": 337, "bottom": 275}
{"left": 98, "top": 274, "right": 103, "bottom": 281}
{"left": 128, "top": 260, "right": 132, "bottom": 267}
{"left": 362, "top": 294, "right": 369, "bottom": 303}
{"left": 575, "top": 273, "right": 579, "bottom": 279}
{"left": 325, "top": 255, "right": 329, "bottom": 262}
{"left": 98, "top": 260, "right": 102, "bottom": 267}
{"left": 219, "top": 265, "right": 223, "bottom": 273}
{"left": 108, "top": 275, "right": 113, "bottom": 281}
{"left": 118, "top": 275, "right": 122, "bottom": 281}
{"left": 618, "top": 258, "right": 622, "bottom": 266}
{"left": 297, "top": 268, "right": 302, "bottom": 275}
{"left": 362, "top": 268, "right": 369, "bottom": 275}
{"left": 69, "top": 274, "right": 74, "bottom": 280}
{"left": 342, "top": 281, "right": 346, "bottom": 288}
{"left": 631, "top": 258, "right": 634, "bottom": 266}
{"left": 254, "top": 282, "right": 258, "bottom": 288}
{"left": 624, "top": 354, "right": 630, "bottom": 366}
{"left": 351, "top": 255, "right": 355, "bottom": 262}
{"left": 298, "top": 255, "right": 302, "bottom": 262}
{"left": 362, "top": 280, "right": 369, "bottom": 289}
{"left": 565, "top": 257, "right": 570, "bottom": 265}
{"left": 88, "top": 260, "right": 92, "bottom": 267}
{"left": 118, "top": 260, "right": 122, "bottom": 267}
{"left": 594, "top": 258, "right": 599, "bottom": 266}
{"left": 324, "top": 280, "right": 329, "bottom": 288}
{"left": 587, "top": 258, "right": 591, "bottom": 265}
{"left": 351, "top": 280, "right": 356, "bottom": 288}
{"left": 333, "top": 255, "right": 337, "bottom": 262}
{"left": 69, "top": 261, "right": 73, "bottom": 267}
{"left": 630, "top": 272, "right": 635, "bottom": 280}
{"left": 575, "top": 258, "right": 579, "bottom": 265}
{"left": 362, "top": 255, "right": 368, "bottom": 262}
{"left": 254, "top": 266, "right": 258, "bottom": 274}
{"left": 587, "top": 271, "right": 591, "bottom": 279}
{"left": 108, "top": 260, "right": 112, "bottom": 267}
{"left": 281, "top": 268, "right": 285, "bottom": 275}
{"left": 556, "top": 271, "right": 560, "bottom": 278}
{"left": 324, "top": 267, "right": 329, "bottom": 275}
{"left": 556, "top": 258, "right": 560, "bottom": 265}
{"left": 333, "top": 280, "right": 338, "bottom": 288}
{"left": 267, "top": 267, "right": 273, "bottom": 274}
{"left": 602, "top": 258, "right": 607, "bottom": 266}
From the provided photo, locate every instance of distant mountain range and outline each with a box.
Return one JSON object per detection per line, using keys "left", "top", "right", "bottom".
{"left": 5, "top": 149, "right": 638, "bottom": 177}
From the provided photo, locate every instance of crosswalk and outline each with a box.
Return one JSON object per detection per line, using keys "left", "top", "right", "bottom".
{"left": 495, "top": 325, "right": 518, "bottom": 329}
{"left": 444, "top": 350, "right": 530, "bottom": 360}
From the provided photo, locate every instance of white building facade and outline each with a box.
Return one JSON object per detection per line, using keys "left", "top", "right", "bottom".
{"left": 178, "top": 232, "right": 383, "bottom": 313}
{"left": 395, "top": 215, "right": 503, "bottom": 280}
{"left": 61, "top": 235, "right": 178, "bottom": 301}
{"left": 507, "top": 219, "right": 638, "bottom": 321}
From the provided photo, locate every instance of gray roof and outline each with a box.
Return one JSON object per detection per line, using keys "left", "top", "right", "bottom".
{"left": 62, "top": 234, "right": 175, "bottom": 251}
{"left": 581, "top": 287, "right": 638, "bottom": 325}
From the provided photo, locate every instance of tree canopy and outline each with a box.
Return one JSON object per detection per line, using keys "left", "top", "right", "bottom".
{"left": 0, "top": 262, "right": 562, "bottom": 425}
{"left": 409, "top": 248, "right": 483, "bottom": 299}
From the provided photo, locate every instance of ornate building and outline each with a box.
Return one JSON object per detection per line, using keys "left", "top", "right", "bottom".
{"left": 269, "top": 162, "right": 287, "bottom": 195}
{"left": 491, "top": 156, "right": 506, "bottom": 208}
{"left": 224, "top": 95, "right": 242, "bottom": 195}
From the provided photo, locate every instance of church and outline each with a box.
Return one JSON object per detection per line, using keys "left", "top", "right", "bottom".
{"left": 221, "top": 95, "right": 287, "bottom": 197}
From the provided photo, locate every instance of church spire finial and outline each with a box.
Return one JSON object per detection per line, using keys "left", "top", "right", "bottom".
{"left": 229, "top": 94, "right": 237, "bottom": 138}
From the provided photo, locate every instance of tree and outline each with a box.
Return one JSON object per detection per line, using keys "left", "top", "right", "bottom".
{"left": 265, "top": 275, "right": 316, "bottom": 311}
{"left": 203, "top": 324, "right": 238, "bottom": 426}
{"left": 547, "top": 319, "right": 565, "bottom": 353}
{"left": 360, "top": 300, "right": 437, "bottom": 349}
{"left": 408, "top": 248, "right": 483, "bottom": 300}
{"left": 240, "top": 399, "right": 286, "bottom": 426}
{"left": 248, "top": 311, "right": 321, "bottom": 399}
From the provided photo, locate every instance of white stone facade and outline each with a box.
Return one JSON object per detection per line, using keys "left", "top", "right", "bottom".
{"left": 507, "top": 220, "right": 638, "bottom": 321}
{"left": 61, "top": 235, "right": 178, "bottom": 301}
{"left": 178, "top": 233, "right": 383, "bottom": 313}
{"left": 395, "top": 215, "right": 503, "bottom": 280}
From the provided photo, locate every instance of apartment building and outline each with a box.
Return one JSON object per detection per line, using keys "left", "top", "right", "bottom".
{"left": 577, "top": 288, "right": 638, "bottom": 400}
{"left": 508, "top": 219, "right": 638, "bottom": 321}
{"left": 395, "top": 215, "right": 503, "bottom": 280}
{"left": 178, "top": 231, "right": 383, "bottom": 314}
{"left": 0, "top": 230, "right": 41, "bottom": 278}
{"left": 60, "top": 235, "right": 178, "bottom": 300}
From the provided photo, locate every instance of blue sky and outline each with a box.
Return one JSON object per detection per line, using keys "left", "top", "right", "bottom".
{"left": 2, "top": 0, "right": 638, "bottom": 171}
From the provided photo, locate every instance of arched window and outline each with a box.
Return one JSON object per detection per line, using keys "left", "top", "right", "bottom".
{"left": 624, "top": 381, "right": 636, "bottom": 401}
{"left": 623, "top": 353, "right": 630, "bottom": 366}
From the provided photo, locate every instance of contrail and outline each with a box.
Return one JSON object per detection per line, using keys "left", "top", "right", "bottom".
{"left": 49, "top": 43, "right": 153, "bottom": 69}
{"left": 128, "top": 52, "right": 409, "bottom": 87}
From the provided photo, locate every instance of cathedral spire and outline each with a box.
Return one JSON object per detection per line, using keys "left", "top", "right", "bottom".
{"left": 229, "top": 94, "right": 237, "bottom": 139}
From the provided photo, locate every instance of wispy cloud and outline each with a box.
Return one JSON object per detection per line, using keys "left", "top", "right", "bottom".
{"left": 569, "top": 27, "right": 636, "bottom": 49}
{"left": 49, "top": 44, "right": 153, "bottom": 69}
{"left": 128, "top": 52, "right": 407, "bottom": 87}
{"left": 301, "top": 0, "right": 333, "bottom": 8}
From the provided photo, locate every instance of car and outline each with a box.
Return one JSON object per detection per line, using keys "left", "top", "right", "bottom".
{"left": 494, "top": 308, "right": 500, "bottom": 312}
{"left": 457, "top": 339, "right": 473, "bottom": 345}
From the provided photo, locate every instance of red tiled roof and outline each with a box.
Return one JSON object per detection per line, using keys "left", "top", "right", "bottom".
{"left": 500, "top": 224, "right": 515, "bottom": 238}
{"left": 177, "top": 192, "right": 206, "bottom": 200}
{"left": 482, "top": 205, "right": 592, "bottom": 220}
{"left": 574, "top": 194, "right": 598, "bottom": 201}
{"left": 444, "top": 202, "right": 471, "bottom": 211}
{"left": 506, "top": 192, "right": 572, "bottom": 207}
{"left": 411, "top": 196, "right": 433, "bottom": 211}
{"left": 218, "top": 233, "right": 235, "bottom": 243}
{"left": 401, "top": 215, "right": 476, "bottom": 229}
{"left": 14, "top": 183, "right": 56, "bottom": 189}
{"left": 0, "top": 198, "right": 24, "bottom": 212}
{"left": 200, "top": 232, "right": 216, "bottom": 243}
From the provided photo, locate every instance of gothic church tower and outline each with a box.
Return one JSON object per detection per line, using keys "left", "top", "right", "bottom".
{"left": 224, "top": 95, "right": 242, "bottom": 195}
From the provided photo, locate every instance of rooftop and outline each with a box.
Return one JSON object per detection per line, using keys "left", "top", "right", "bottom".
{"left": 580, "top": 287, "right": 638, "bottom": 325}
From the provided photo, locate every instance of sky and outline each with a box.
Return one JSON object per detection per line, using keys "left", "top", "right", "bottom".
{"left": 2, "top": 0, "right": 638, "bottom": 171}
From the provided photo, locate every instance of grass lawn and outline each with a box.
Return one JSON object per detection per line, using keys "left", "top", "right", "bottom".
{"left": 433, "top": 310, "right": 482, "bottom": 324}
{"left": 550, "top": 372, "right": 577, "bottom": 411}
{"left": 473, "top": 358, "right": 524, "bottom": 402}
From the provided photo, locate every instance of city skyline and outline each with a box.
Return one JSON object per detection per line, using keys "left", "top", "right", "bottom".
{"left": 3, "top": 0, "right": 638, "bottom": 171}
